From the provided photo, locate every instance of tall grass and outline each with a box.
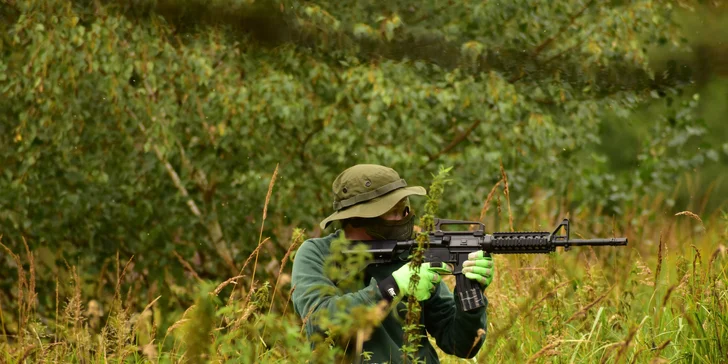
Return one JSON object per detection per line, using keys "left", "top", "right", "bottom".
{"left": 0, "top": 186, "right": 726, "bottom": 363}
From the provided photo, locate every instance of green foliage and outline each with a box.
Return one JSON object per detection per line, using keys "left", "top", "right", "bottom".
{"left": 304, "top": 236, "right": 389, "bottom": 363}
{"left": 1, "top": 0, "right": 727, "bottom": 362}
{"left": 323, "top": 236, "right": 372, "bottom": 292}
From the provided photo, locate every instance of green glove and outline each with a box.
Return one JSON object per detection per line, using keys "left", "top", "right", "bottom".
{"left": 462, "top": 251, "right": 494, "bottom": 289}
{"left": 378, "top": 262, "right": 452, "bottom": 302}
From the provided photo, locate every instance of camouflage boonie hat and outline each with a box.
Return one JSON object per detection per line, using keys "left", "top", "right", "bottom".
{"left": 319, "top": 164, "right": 427, "bottom": 229}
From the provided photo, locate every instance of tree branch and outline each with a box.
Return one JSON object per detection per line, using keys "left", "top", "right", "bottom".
{"left": 428, "top": 119, "right": 482, "bottom": 162}
{"left": 532, "top": 0, "right": 597, "bottom": 58}
{"left": 126, "top": 108, "right": 236, "bottom": 272}
{"left": 408, "top": 4, "right": 450, "bottom": 25}
{"left": 299, "top": 121, "right": 325, "bottom": 165}
{"left": 132, "top": 115, "right": 203, "bottom": 219}
{"left": 508, "top": 0, "right": 596, "bottom": 84}
{"left": 543, "top": 35, "right": 590, "bottom": 64}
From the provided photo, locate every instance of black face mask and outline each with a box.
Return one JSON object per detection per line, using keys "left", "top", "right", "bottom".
{"left": 362, "top": 212, "right": 416, "bottom": 241}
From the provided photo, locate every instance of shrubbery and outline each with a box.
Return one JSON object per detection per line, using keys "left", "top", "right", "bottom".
{"left": 1, "top": 0, "right": 726, "bottom": 362}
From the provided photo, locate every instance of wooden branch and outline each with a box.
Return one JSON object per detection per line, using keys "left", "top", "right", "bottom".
{"left": 508, "top": 70, "right": 526, "bottom": 84}
{"left": 509, "top": 0, "right": 596, "bottom": 84}
{"left": 409, "top": 4, "right": 450, "bottom": 25}
{"left": 533, "top": 0, "right": 596, "bottom": 58}
{"left": 299, "top": 120, "right": 325, "bottom": 164}
{"left": 126, "top": 108, "right": 236, "bottom": 272}
{"left": 428, "top": 119, "right": 482, "bottom": 162}
{"left": 134, "top": 119, "right": 203, "bottom": 218}
{"left": 544, "top": 35, "right": 590, "bottom": 64}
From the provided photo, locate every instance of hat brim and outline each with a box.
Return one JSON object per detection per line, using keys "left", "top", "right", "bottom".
{"left": 319, "top": 186, "right": 426, "bottom": 229}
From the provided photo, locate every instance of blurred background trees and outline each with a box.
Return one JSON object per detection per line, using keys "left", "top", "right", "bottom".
{"left": 0, "top": 0, "right": 726, "bottom": 347}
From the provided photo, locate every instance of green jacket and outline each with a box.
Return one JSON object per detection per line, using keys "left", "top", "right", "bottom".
{"left": 291, "top": 231, "right": 488, "bottom": 363}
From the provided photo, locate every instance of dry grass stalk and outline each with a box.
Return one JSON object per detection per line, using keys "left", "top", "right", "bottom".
{"left": 235, "top": 283, "right": 257, "bottom": 330}
{"left": 654, "top": 231, "right": 665, "bottom": 288}
{"left": 165, "top": 319, "right": 190, "bottom": 336}
{"left": 100, "top": 253, "right": 134, "bottom": 335}
{"left": 238, "top": 238, "right": 271, "bottom": 285}
{"left": 495, "top": 194, "right": 501, "bottom": 216}
{"left": 173, "top": 250, "right": 203, "bottom": 282}
{"left": 165, "top": 303, "right": 198, "bottom": 337}
{"left": 588, "top": 245, "right": 599, "bottom": 267}
{"left": 675, "top": 211, "right": 705, "bottom": 231}
{"left": 181, "top": 304, "right": 197, "bottom": 319}
{"left": 528, "top": 281, "right": 570, "bottom": 314}
{"left": 95, "top": 259, "right": 111, "bottom": 299}
{"left": 18, "top": 344, "right": 37, "bottom": 363}
{"left": 708, "top": 244, "right": 726, "bottom": 277}
{"left": 614, "top": 326, "right": 638, "bottom": 362}
{"left": 228, "top": 164, "right": 279, "bottom": 307}
{"left": 466, "top": 328, "right": 487, "bottom": 358}
{"left": 248, "top": 164, "right": 279, "bottom": 294}
{"left": 661, "top": 276, "right": 686, "bottom": 309}
{"left": 140, "top": 296, "right": 162, "bottom": 318}
{"left": 40, "top": 342, "right": 62, "bottom": 360}
{"left": 212, "top": 275, "right": 246, "bottom": 296}
{"left": 54, "top": 275, "right": 58, "bottom": 345}
{"left": 262, "top": 164, "right": 279, "bottom": 221}
{"left": 0, "top": 240, "right": 27, "bottom": 343}
{"left": 691, "top": 245, "right": 702, "bottom": 280}
{"left": 525, "top": 340, "right": 561, "bottom": 364}
{"left": 676, "top": 296, "right": 698, "bottom": 332}
{"left": 479, "top": 178, "right": 503, "bottom": 222}
{"left": 21, "top": 237, "right": 36, "bottom": 316}
{"left": 500, "top": 161, "right": 514, "bottom": 232}
{"left": 115, "top": 253, "right": 135, "bottom": 300}
{"left": 510, "top": 254, "right": 523, "bottom": 297}
{"left": 232, "top": 301, "right": 258, "bottom": 330}
{"left": 268, "top": 229, "right": 305, "bottom": 314}
{"left": 299, "top": 305, "right": 318, "bottom": 335}
{"left": 628, "top": 340, "right": 670, "bottom": 364}
{"left": 64, "top": 265, "right": 83, "bottom": 331}
{"left": 629, "top": 348, "right": 648, "bottom": 364}
{"left": 655, "top": 339, "right": 671, "bottom": 352}
{"left": 565, "top": 288, "right": 611, "bottom": 323}
{"left": 223, "top": 238, "right": 271, "bottom": 318}
{"left": 478, "top": 279, "right": 548, "bottom": 359}
{"left": 282, "top": 284, "right": 296, "bottom": 317}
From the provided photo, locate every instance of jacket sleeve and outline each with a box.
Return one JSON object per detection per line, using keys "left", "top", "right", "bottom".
{"left": 291, "top": 239, "right": 383, "bottom": 337}
{"left": 423, "top": 281, "right": 488, "bottom": 358}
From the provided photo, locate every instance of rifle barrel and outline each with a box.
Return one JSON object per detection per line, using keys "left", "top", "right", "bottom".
{"left": 558, "top": 238, "right": 628, "bottom": 246}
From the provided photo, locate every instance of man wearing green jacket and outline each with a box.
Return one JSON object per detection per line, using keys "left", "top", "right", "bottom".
{"left": 291, "top": 164, "right": 494, "bottom": 363}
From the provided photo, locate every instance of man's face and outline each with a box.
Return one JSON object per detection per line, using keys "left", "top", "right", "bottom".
{"left": 342, "top": 198, "right": 413, "bottom": 240}
{"left": 379, "top": 198, "right": 410, "bottom": 221}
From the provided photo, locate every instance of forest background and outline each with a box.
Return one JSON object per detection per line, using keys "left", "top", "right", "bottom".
{"left": 0, "top": 0, "right": 727, "bottom": 363}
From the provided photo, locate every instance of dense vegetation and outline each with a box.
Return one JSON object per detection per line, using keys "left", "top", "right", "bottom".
{"left": 1, "top": 0, "right": 726, "bottom": 362}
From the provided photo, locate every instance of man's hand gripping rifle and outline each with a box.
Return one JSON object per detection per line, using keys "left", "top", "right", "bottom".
{"left": 352, "top": 218, "right": 628, "bottom": 312}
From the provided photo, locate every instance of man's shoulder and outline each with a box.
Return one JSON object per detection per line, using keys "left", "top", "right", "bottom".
{"left": 296, "top": 231, "right": 341, "bottom": 259}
